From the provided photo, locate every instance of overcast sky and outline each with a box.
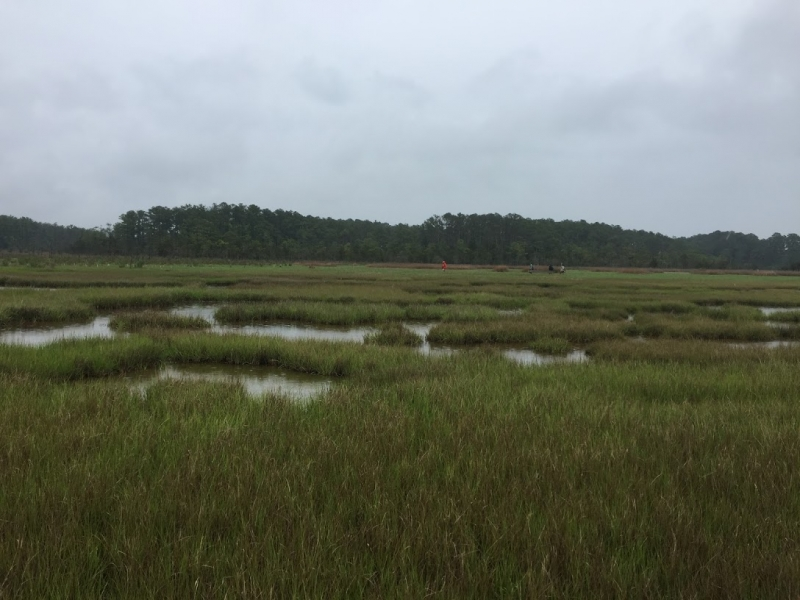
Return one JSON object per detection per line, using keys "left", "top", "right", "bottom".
{"left": 1, "top": 0, "right": 797, "bottom": 238}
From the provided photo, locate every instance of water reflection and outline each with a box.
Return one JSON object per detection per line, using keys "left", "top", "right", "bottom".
{"left": 401, "top": 323, "right": 458, "bottom": 356}
{"left": 760, "top": 307, "right": 800, "bottom": 316}
{"left": 0, "top": 317, "right": 114, "bottom": 346}
{"left": 170, "top": 305, "right": 377, "bottom": 342}
{"left": 730, "top": 341, "right": 800, "bottom": 349}
{"left": 135, "top": 364, "right": 332, "bottom": 401}
{"left": 503, "top": 349, "right": 589, "bottom": 366}
{"left": 170, "top": 305, "right": 217, "bottom": 322}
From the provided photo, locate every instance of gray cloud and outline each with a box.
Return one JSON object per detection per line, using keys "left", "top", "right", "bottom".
{"left": 295, "top": 59, "right": 350, "bottom": 106}
{"left": 0, "top": 0, "right": 797, "bottom": 237}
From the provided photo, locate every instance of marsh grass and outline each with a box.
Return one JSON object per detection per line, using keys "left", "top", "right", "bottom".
{"left": 588, "top": 337, "right": 800, "bottom": 365}
{"left": 768, "top": 310, "right": 800, "bottom": 323}
{"left": 0, "top": 303, "right": 94, "bottom": 327}
{"left": 109, "top": 311, "right": 211, "bottom": 332}
{"left": 215, "top": 301, "right": 499, "bottom": 326}
{"left": 526, "top": 337, "right": 574, "bottom": 355}
{"left": 623, "top": 313, "right": 786, "bottom": 341}
{"left": 699, "top": 304, "right": 764, "bottom": 321}
{"left": 428, "top": 315, "right": 625, "bottom": 345}
{"left": 3, "top": 263, "right": 800, "bottom": 597}
{"left": 364, "top": 323, "right": 424, "bottom": 347}
{"left": 0, "top": 333, "right": 385, "bottom": 380}
{"left": 2, "top": 351, "right": 800, "bottom": 597}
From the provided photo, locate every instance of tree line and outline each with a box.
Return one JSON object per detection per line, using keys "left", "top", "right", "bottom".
{"left": 1, "top": 205, "right": 799, "bottom": 270}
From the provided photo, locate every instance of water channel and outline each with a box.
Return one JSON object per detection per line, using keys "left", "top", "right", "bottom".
{"left": 0, "top": 317, "right": 115, "bottom": 346}
{"left": 5, "top": 305, "right": 795, "bottom": 363}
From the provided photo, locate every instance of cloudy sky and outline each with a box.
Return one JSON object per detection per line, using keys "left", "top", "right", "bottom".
{"left": 0, "top": 0, "right": 797, "bottom": 237}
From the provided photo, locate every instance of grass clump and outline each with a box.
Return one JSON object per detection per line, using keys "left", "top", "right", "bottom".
{"left": 768, "top": 310, "right": 800, "bottom": 323}
{"left": 109, "top": 311, "right": 211, "bottom": 332}
{"left": 526, "top": 337, "right": 573, "bottom": 355}
{"left": 0, "top": 303, "right": 94, "bottom": 327}
{"left": 216, "top": 301, "right": 407, "bottom": 326}
{"left": 428, "top": 316, "right": 624, "bottom": 346}
{"left": 364, "top": 324, "right": 424, "bottom": 347}
{"left": 624, "top": 314, "right": 778, "bottom": 341}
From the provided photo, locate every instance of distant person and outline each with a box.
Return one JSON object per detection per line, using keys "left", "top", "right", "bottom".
{"left": 442, "top": 260, "right": 447, "bottom": 271}
{"left": 529, "top": 263, "right": 534, "bottom": 274}
{"left": 548, "top": 264, "right": 554, "bottom": 273}
{"left": 560, "top": 264, "right": 566, "bottom": 274}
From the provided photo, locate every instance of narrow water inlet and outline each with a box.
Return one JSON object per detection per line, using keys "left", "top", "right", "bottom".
{"left": 0, "top": 317, "right": 115, "bottom": 346}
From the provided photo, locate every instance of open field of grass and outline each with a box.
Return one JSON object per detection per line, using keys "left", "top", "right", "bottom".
{"left": 1, "top": 262, "right": 800, "bottom": 597}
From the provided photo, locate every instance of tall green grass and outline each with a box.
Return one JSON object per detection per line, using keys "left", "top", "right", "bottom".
{"left": 215, "top": 301, "right": 498, "bottom": 326}
{"left": 3, "top": 263, "right": 800, "bottom": 597}
{"left": 364, "top": 324, "right": 424, "bottom": 347}
{"left": 2, "top": 351, "right": 800, "bottom": 597}
{"left": 109, "top": 311, "right": 211, "bottom": 332}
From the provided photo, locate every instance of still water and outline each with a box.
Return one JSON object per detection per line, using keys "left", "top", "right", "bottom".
{"left": 0, "top": 317, "right": 114, "bottom": 346}
{"left": 760, "top": 307, "right": 800, "bottom": 316}
{"left": 134, "top": 363, "right": 332, "bottom": 401}
{"left": 503, "top": 349, "right": 589, "bottom": 366}
{"left": 170, "top": 305, "right": 377, "bottom": 342}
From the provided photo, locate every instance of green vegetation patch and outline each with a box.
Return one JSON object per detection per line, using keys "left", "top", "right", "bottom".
{"left": 364, "top": 324, "right": 424, "bottom": 347}
{"left": 109, "top": 311, "right": 211, "bottom": 333}
{"left": 526, "top": 337, "right": 574, "bottom": 355}
{"left": 0, "top": 303, "right": 94, "bottom": 327}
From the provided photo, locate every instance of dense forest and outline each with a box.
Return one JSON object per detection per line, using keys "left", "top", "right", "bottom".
{"left": 1, "top": 206, "right": 799, "bottom": 270}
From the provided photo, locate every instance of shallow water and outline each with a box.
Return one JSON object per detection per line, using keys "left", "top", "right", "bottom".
{"left": 170, "top": 305, "right": 218, "bottom": 322}
{"left": 760, "top": 307, "right": 800, "bottom": 316}
{"left": 729, "top": 341, "right": 800, "bottom": 349}
{"left": 221, "top": 323, "right": 377, "bottom": 342}
{"left": 0, "top": 317, "right": 114, "bottom": 346}
{"left": 133, "top": 364, "right": 332, "bottom": 401}
{"left": 170, "top": 305, "right": 377, "bottom": 342}
{"left": 503, "top": 349, "right": 589, "bottom": 366}
{"left": 401, "top": 323, "right": 459, "bottom": 356}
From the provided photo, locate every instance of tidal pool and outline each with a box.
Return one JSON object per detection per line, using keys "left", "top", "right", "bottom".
{"left": 760, "top": 307, "right": 800, "bottom": 316}
{"left": 134, "top": 364, "right": 332, "bottom": 401}
{"left": 503, "top": 349, "right": 589, "bottom": 366}
{"left": 0, "top": 317, "right": 114, "bottom": 346}
{"left": 170, "top": 305, "right": 218, "bottom": 322}
{"left": 169, "top": 305, "right": 377, "bottom": 342}
{"left": 401, "top": 323, "right": 458, "bottom": 356}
